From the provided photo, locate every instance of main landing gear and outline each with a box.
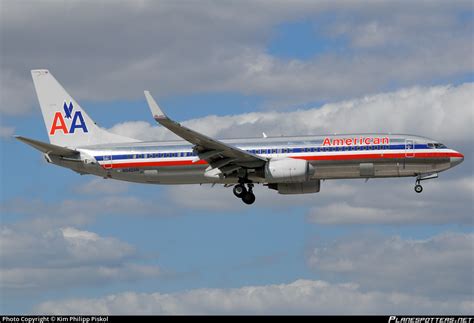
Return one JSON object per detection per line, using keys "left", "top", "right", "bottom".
{"left": 413, "top": 173, "right": 438, "bottom": 194}
{"left": 233, "top": 183, "right": 256, "bottom": 205}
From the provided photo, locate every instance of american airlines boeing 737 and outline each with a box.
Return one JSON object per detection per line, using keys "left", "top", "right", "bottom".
{"left": 17, "top": 70, "right": 464, "bottom": 205}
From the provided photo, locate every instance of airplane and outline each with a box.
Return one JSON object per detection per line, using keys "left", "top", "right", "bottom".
{"left": 16, "top": 69, "right": 464, "bottom": 205}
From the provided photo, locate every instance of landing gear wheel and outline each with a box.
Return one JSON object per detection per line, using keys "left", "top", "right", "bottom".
{"left": 242, "top": 191, "right": 256, "bottom": 205}
{"left": 414, "top": 184, "right": 423, "bottom": 193}
{"left": 233, "top": 184, "right": 246, "bottom": 198}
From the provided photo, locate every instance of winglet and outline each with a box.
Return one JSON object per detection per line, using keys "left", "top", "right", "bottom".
{"left": 144, "top": 91, "right": 167, "bottom": 120}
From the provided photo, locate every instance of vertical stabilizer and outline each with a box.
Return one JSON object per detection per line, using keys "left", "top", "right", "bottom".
{"left": 31, "top": 69, "right": 138, "bottom": 147}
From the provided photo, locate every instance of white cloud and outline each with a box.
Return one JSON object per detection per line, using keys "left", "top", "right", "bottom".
{"left": 108, "top": 121, "right": 172, "bottom": 142}
{"left": 0, "top": 69, "right": 36, "bottom": 116}
{"left": 0, "top": 225, "right": 159, "bottom": 290}
{"left": 2, "top": 264, "right": 159, "bottom": 291}
{"left": 109, "top": 83, "right": 474, "bottom": 144}
{"left": 0, "top": 125, "right": 15, "bottom": 139}
{"left": 307, "top": 232, "right": 474, "bottom": 298}
{"left": 74, "top": 178, "right": 129, "bottom": 195}
{"left": 164, "top": 180, "right": 360, "bottom": 213}
{"left": 34, "top": 278, "right": 473, "bottom": 315}
{"left": 1, "top": 1, "right": 472, "bottom": 114}
{"left": 308, "top": 175, "right": 473, "bottom": 225}
{"left": 162, "top": 172, "right": 473, "bottom": 225}
{"left": 1, "top": 195, "right": 171, "bottom": 230}
{"left": 310, "top": 202, "right": 402, "bottom": 224}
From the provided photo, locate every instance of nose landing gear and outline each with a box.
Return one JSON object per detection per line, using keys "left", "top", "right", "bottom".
{"left": 233, "top": 183, "right": 256, "bottom": 205}
{"left": 414, "top": 182, "right": 423, "bottom": 193}
{"left": 413, "top": 173, "right": 438, "bottom": 193}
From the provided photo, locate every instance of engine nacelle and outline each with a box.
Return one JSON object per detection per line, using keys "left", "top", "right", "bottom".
{"left": 264, "top": 158, "right": 314, "bottom": 183}
{"left": 269, "top": 180, "right": 321, "bottom": 194}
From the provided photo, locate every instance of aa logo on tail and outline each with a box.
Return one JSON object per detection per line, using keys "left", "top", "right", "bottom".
{"left": 49, "top": 102, "right": 88, "bottom": 135}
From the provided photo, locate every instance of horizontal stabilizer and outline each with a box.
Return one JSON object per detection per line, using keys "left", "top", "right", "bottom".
{"left": 15, "top": 136, "right": 78, "bottom": 157}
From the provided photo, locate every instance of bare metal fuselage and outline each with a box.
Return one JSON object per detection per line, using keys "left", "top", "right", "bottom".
{"left": 49, "top": 133, "right": 463, "bottom": 185}
{"left": 23, "top": 69, "right": 464, "bottom": 204}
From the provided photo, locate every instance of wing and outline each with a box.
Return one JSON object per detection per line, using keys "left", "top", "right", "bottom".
{"left": 144, "top": 91, "right": 266, "bottom": 176}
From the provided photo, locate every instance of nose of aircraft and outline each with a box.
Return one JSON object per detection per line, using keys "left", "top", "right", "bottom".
{"left": 450, "top": 152, "right": 464, "bottom": 168}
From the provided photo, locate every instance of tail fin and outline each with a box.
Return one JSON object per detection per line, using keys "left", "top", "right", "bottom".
{"left": 31, "top": 69, "right": 139, "bottom": 147}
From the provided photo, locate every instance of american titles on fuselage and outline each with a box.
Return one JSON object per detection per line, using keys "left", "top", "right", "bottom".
{"left": 322, "top": 136, "right": 390, "bottom": 146}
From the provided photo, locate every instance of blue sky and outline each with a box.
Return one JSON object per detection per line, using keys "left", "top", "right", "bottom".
{"left": 1, "top": 1, "right": 473, "bottom": 314}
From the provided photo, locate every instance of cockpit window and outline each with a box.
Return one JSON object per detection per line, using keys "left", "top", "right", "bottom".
{"left": 428, "top": 143, "right": 447, "bottom": 149}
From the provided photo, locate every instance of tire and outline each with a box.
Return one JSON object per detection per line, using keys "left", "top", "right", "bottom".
{"left": 414, "top": 184, "right": 423, "bottom": 193}
{"left": 233, "top": 184, "right": 246, "bottom": 198}
{"left": 242, "top": 192, "right": 256, "bottom": 205}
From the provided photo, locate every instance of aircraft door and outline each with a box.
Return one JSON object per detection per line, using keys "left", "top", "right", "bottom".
{"left": 405, "top": 139, "right": 415, "bottom": 158}
{"left": 103, "top": 155, "right": 113, "bottom": 169}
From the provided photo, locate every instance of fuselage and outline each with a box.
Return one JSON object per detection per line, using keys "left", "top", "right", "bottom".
{"left": 52, "top": 133, "right": 464, "bottom": 185}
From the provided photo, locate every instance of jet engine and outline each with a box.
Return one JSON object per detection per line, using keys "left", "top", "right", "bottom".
{"left": 264, "top": 158, "right": 314, "bottom": 183}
